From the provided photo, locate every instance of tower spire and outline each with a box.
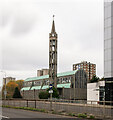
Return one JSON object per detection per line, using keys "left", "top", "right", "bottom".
{"left": 51, "top": 15, "right": 55, "bottom": 33}
{"left": 53, "top": 15, "right": 55, "bottom": 20}
{"left": 49, "top": 15, "right": 57, "bottom": 88}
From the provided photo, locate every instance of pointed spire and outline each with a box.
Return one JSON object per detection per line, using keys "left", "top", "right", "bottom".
{"left": 51, "top": 15, "right": 55, "bottom": 33}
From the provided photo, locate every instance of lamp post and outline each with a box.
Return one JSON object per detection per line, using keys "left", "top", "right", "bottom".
{"left": 1, "top": 71, "right": 7, "bottom": 99}
{"left": 49, "top": 84, "right": 53, "bottom": 111}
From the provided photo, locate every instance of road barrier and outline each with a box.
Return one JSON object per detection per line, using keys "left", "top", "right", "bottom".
{"left": 2, "top": 99, "right": 113, "bottom": 119}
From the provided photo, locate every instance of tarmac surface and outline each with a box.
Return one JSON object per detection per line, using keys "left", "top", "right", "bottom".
{"left": 2, "top": 107, "right": 89, "bottom": 120}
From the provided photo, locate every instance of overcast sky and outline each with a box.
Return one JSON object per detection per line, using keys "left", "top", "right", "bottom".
{"left": 0, "top": 0, "right": 104, "bottom": 82}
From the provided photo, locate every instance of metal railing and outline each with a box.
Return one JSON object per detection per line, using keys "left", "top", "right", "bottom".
{"left": 2, "top": 99, "right": 113, "bottom": 119}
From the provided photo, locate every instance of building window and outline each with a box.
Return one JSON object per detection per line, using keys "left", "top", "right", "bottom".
{"left": 53, "top": 40, "right": 55, "bottom": 45}
{"left": 99, "top": 86, "right": 105, "bottom": 101}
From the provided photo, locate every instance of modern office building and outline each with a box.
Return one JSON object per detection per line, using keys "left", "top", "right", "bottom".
{"left": 73, "top": 61, "right": 96, "bottom": 81}
{"left": 87, "top": 81, "right": 105, "bottom": 104}
{"left": 104, "top": 0, "right": 113, "bottom": 101}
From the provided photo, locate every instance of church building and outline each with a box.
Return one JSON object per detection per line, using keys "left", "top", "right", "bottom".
{"left": 21, "top": 17, "right": 87, "bottom": 100}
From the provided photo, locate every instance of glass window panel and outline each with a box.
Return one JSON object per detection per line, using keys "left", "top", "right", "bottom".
{"left": 104, "top": 27, "right": 111, "bottom": 39}
{"left": 105, "top": 5, "right": 111, "bottom": 18}
{"left": 105, "top": 18, "right": 111, "bottom": 28}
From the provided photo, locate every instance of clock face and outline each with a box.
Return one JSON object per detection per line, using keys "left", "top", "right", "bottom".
{"left": 52, "top": 34, "right": 54, "bottom": 37}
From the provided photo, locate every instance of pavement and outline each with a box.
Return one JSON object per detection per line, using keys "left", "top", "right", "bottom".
{"left": 2, "top": 107, "right": 89, "bottom": 120}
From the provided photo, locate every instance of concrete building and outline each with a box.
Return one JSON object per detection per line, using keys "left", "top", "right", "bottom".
{"left": 21, "top": 69, "right": 87, "bottom": 100}
{"left": 37, "top": 69, "right": 49, "bottom": 77}
{"left": 87, "top": 81, "right": 105, "bottom": 104}
{"left": 49, "top": 16, "right": 57, "bottom": 88}
{"left": 3, "top": 77, "right": 15, "bottom": 85}
{"left": 73, "top": 61, "right": 96, "bottom": 81}
{"left": 21, "top": 18, "right": 88, "bottom": 100}
{"left": 104, "top": 1, "right": 113, "bottom": 101}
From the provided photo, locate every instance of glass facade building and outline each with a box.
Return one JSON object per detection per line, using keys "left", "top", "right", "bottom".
{"left": 104, "top": 0, "right": 113, "bottom": 101}
{"left": 104, "top": 1, "right": 113, "bottom": 78}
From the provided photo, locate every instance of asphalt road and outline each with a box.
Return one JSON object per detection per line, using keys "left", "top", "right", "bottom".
{"left": 3, "top": 100, "right": 113, "bottom": 118}
{"left": 2, "top": 108, "right": 89, "bottom": 120}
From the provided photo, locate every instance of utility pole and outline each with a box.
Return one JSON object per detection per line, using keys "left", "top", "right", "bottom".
{"left": 1, "top": 71, "right": 7, "bottom": 99}
{"left": 49, "top": 84, "right": 53, "bottom": 111}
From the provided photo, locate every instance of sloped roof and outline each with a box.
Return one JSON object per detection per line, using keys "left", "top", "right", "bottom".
{"left": 21, "top": 87, "right": 30, "bottom": 91}
{"left": 24, "top": 70, "right": 77, "bottom": 82}
{"left": 21, "top": 83, "right": 71, "bottom": 91}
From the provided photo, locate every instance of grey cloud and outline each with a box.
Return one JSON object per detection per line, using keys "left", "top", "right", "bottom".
{"left": 1, "top": 2, "right": 38, "bottom": 36}
{"left": 1, "top": 0, "right": 104, "bottom": 79}
{"left": 11, "top": 14, "right": 37, "bottom": 36}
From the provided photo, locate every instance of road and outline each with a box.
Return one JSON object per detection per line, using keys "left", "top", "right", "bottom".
{"left": 3, "top": 100, "right": 113, "bottom": 118}
{"left": 2, "top": 107, "right": 89, "bottom": 120}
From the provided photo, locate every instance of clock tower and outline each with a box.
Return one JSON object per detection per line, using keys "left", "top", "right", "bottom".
{"left": 49, "top": 16, "right": 57, "bottom": 88}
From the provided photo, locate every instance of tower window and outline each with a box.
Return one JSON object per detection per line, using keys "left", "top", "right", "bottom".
{"left": 53, "top": 40, "right": 55, "bottom": 45}
{"left": 52, "top": 33, "right": 54, "bottom": 37}
{"left": 52, "top": 46, "right": 55, "bottom": 51}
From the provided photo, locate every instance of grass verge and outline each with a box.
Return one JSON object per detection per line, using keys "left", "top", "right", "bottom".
{"left": 2, "top": 105, "right": 96, "bottom": 119}
{"left": 2, "top": 105, "right": 46, "bottom": 113}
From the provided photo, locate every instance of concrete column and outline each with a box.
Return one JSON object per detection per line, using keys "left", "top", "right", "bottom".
{"left": 70, "top": 88, "right": 71, "bottom": 100}
{"left": 73, "top": 75, "right": 75, "bottom": 100}
{"left": 63, "top": 87, "right": 64, "bottom": 99}
{"left": 34, "top": 89, "right": 35, "bottom": 99}
{"left": 23, "top": 90, "right": 24, "bottom": 99}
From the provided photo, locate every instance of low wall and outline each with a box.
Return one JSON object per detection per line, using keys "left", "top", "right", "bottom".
{"left": 21, "top": 88, "right": 87, "bottom": 100}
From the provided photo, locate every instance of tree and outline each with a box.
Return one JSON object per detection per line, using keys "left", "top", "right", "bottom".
{"left": 16, "top": 80, "right": 24, "bottom": 90}
{"left": 2, "top": 81, "right": 18, "bottom": 98}
{"left": 6, "top": 81, "right": 18, "bottom": 92}
{"left": 99, "top": 77, "right": 104, "bottom": 81}
{"left": 39, "top": 87, "right": 59, "bottom": 99}
{"left": 39, "top": 91, "right": 49, "bottom": 99}
{"left": 47, "top": 87, "right": 59, "bottom": 98}
{"left": 2, "top": 85, "right": 5, "bottom": 99}
{"left": 13, "top": 87, "right": 22, "bottom": 98}
{"left": 2, "top": 80, "right": 24, "bottom": 99}
{"left": 90, "top": 75, "right": 99, "bottom": 83}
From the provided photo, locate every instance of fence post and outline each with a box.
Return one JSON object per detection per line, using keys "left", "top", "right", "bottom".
{"left": 27, "top": 100, "right": 28, "bottom": 107}
{"left": 20, "top": 100, "right": 21, "bottom": 107}
{"left": 4, "top": 100, "right": 5, "bottom": 106}
{"left": 13, "top": 100, "right": 15, "bottom": 107}
{"left": 35, "top": 100, "right": 36, "bottom": 108}
{"left": 103, "top": 101, "right": 105, "bottom": 119}
{"left": 50, "top": 93, "right": 52, "bottom": 111}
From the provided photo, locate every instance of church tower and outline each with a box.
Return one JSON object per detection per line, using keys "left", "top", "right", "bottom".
{"left": 49, "top": 16, "right": 57, "bottom": 88}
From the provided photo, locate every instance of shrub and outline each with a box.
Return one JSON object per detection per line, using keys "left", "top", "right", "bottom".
{"left": 52, "top": 111, "right": 57, "bottom": 114}
{"left": 13, "top": 87, "right": 22, "bottom": 98}
{"left": 78, "top": 113, "right": 87, "bottom": 118}
{"left": 39, "top": 91, "right": 49, "bottom": 99}
{"left": 6, "top": 94, "right": 12, "bottom": 99}
{"left": 90, "top": 75, "right": 99, "bottom": 83}
{"left": 89, "top": 115, "right": 95, "bottom": 119}
{"left": 68, "top": 113, "right": 75, "bottom": 116}
{"left": 47, "top": 87, "right": 59, "bottom": 98}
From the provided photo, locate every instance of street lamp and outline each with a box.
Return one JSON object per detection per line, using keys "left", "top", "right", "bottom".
{"left": 49, "top": 84, "right": 53, "bottom": 111}
{"left": 1, "top": 71, "right": 7, "bottom": 99}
